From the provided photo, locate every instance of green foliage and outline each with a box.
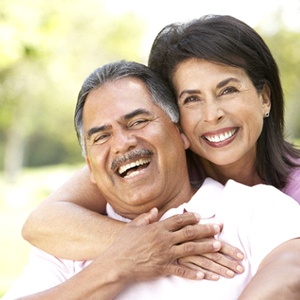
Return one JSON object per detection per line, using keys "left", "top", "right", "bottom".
{"left": 257, "top": 17, "right": 300, "bottom": 139}
{"left": 0, "top": 0, "right": 146, "bottom": 175}
{"left": 0, "top": 164, "right": 84, "bottom": 296}
{"left": 1, "top": 1, "right": 299, "bottom": 176}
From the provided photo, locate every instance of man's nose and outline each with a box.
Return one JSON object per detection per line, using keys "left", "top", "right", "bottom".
{"left": 111, "top": 129, "right": 138, "bottom": 154}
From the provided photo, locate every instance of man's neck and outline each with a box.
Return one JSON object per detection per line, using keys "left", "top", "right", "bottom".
{"left": 156, "top": 183, "right": 197, "bottom": 219}
{"left": 109, "top": 182, "right": 197, "bottom": 221}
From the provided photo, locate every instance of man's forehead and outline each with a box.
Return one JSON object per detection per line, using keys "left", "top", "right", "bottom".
{"left": 85, "top": 78, "right": 164, "bottom": 114}
{"left": 83, "top": 78, "right": 168, "bottom": 129}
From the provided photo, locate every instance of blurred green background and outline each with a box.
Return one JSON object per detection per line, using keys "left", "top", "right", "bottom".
{"left": 1, "top": 0, "right": 300, "bottom": 297}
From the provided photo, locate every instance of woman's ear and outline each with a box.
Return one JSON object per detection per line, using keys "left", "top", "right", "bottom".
{"left": 86, "top": 157, "right": 96, "bottom": 184}
{"left": 261, "top": 84, "right": 271, "bottom": 112}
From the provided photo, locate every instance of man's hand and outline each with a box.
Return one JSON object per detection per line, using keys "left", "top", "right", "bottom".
{"left": 106, "top": 208, "right": 223, "bottom": 281}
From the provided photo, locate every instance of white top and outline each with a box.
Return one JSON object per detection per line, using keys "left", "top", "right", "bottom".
{"left": 3, "top": 178, "right": 300, "bottom": 300}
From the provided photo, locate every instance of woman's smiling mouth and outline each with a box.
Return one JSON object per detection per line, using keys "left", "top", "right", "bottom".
{"left": 202, "top": 128, "right": 238, "bottom": 146}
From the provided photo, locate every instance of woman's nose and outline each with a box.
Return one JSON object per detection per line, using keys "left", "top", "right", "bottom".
{"left": 202, "top": 101, "right": 224, "bottom": 124}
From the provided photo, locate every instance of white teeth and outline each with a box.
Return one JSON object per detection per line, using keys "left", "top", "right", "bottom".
{"left": 205, "top": 129, "right": 236, "bottom": 143}
{"left": 118, "top": 158, "right": 151, "bottom": 175}
{"left": 124, "top": 170, "right": 140, "bottom": 178}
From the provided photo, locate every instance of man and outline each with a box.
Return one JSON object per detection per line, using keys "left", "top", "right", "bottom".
{"left": 3, "top": 60, "right": 300, "bottom": 299}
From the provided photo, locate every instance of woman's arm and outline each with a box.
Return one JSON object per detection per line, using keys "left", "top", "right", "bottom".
{"left": 239, "top": 238, "right": 300, "bottom": 299}
{"left": 22, "top": 166, "right": 244, "bottom": 277}
{"left": 22, "top": 166, "right": 120, "bottom": 260}
{"left": 12, "top": 210, "right": 214, "bottom": 300}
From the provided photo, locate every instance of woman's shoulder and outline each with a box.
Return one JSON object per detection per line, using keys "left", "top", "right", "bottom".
{"left": 282, "top": 160, "right": 300, "bottom": 204}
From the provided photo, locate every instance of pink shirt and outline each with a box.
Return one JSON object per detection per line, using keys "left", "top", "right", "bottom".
{"left": 187, "top": 150, "right": 300, "bottom": 204}
{"left": 281, "top": 162, "right": 300, "bottom": 203}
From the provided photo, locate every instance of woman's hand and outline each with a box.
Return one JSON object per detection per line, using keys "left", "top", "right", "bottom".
{"left": 107, "top": 208, "right": 225, "bottom": 281}
{"left": 178, "top": 240, "right": 245, "bottom": 280}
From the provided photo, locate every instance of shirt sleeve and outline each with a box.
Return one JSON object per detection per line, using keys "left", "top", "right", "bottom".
{"left": 2, "top": 247, "right": 75, "bottom": 299}
{"left": 246, "top": 184, "right": 300, "bottom": 274}
{"left": 282, "top": 166, "right": 300, "bottom": 205}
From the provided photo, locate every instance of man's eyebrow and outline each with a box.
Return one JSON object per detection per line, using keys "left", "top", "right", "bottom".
{"left": 86, "top": 109, "right": 152, "bottom": 139}
{"left": 123, "top": 108, "right": 152, "bottom": 120}
{"left": 87, "top": 124, "right": 110, "bottom": 139}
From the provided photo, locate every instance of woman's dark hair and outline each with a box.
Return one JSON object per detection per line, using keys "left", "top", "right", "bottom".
{"left": 148, "top": 14, "right": 300, "bottom": 189}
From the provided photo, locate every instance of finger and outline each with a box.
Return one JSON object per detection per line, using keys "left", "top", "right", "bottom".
{"left": 176, "top": 259, "right": 221, "bottom": 281}
{"left": 173, "top": 223, "right": 221, "bottom": 245}
{"left": 161, "top": 212, "right": 201, "bottom": 232}
{"left": 220, "top": 242, "right": 244, "bottom": 261}
{"left": 172, "top": 240, "right": 222, "bottom": 258}
{"left": 131, "top": 208, "right": 159, "bottom": 226}
{"left": 178, "top": 255, "right": 240, "bottom": 279}
{"left": 201, "top": 252, "right": 245, "bottom": 274}
{"left": 166, "top": 263, "right": 205, "bottom": 280}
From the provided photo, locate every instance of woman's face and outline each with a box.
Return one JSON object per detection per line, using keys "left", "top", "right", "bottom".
{"left": 173, "top": 58, "right": 271, "bottom": 167}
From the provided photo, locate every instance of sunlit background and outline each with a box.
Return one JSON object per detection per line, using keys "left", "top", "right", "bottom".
{"left": 1, "top": 0, "right": 300, "bottom": 296}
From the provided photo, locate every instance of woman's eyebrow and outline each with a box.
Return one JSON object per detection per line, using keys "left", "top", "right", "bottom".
{"left": 178, "top": 78, "right": 241, "bottom": 98}
{"left": 178, "top": 89, "right": 201, "bottom": 99}
{"left": 217, "top": 77, "right": 240, "bottom": 88}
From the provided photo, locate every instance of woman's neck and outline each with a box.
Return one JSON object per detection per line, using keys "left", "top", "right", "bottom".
{"left": 200, "top": 157, "right": 264, "bottom": 186}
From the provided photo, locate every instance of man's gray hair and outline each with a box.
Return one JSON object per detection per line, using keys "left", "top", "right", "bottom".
{"left": 74, "top": 60, "right": 180, "bottom": 157}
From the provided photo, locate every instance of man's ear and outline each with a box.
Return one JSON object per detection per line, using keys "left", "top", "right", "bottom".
{"left": 86, "top": 157, "right": 96, "bottom": 184}
{"left": 180, "top": 132, "right": 190, "bottom": 150}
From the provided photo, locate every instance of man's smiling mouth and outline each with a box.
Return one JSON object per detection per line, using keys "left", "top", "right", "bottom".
{"left": 118, "top": 158, "right": 151, "bottom": 178}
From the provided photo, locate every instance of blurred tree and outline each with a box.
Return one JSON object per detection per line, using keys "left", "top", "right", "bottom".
{"left": 0, "top": 0, "right": 146, "bottom": 181}
{"left": 257, "top": 10, "right": 300, "bottom": 143}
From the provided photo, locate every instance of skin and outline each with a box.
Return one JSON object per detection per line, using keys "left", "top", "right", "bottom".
{"left": 83, "top": 78, "right": 194, "bottom": 219}
{"left": 173, "top": 58, "right": 271, "bottom": 186}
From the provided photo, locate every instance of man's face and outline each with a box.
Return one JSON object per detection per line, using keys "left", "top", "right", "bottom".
{"left": 83, "top": 77, "right": 190, "bottom": 219}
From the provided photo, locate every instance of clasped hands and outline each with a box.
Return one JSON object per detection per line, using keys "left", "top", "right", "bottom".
{"left": 103, "top": 208, "right": 244, "bottom": 284}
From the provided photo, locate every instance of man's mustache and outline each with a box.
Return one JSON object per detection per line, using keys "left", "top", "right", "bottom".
{"left": 111, "top": 149, "right": 153, "bottom": 171}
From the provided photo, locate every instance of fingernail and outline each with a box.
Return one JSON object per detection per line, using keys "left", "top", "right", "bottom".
{"left": 213, "top": 241, "right": 221, "bottom": 249}
{"left": 196, "top": 272, "right": 204, "bottom": 280}
{"left": 213, "top": 224, "right": 220, "bottom": 233}
{"left": 226, "top": 270, "right": 235, "bottom": 277}
{"left": 193, "top": 213, "right": 201, "bottom": 220}
{"left": 211, "top": 274, "right": 220, "bottom": 280}
{"left": 236, "top": 265, "right": 244, "bottom": 273}
{"left": 237, "top": 252, "right": 244, "bottom": 259}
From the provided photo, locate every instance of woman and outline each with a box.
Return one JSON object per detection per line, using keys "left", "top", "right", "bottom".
{"left": 148, "top": 14, "right": 300, "bottom": 196}
{"left": 22, "top": 14, "right": 300, "bottom": 279}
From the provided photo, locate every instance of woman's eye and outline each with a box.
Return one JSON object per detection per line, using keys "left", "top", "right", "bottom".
{"left": 183, "top": 96, "right": 200, "bottom": 104}
{"left": 221, "top": 86, "right": 238, "bottom": 95}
